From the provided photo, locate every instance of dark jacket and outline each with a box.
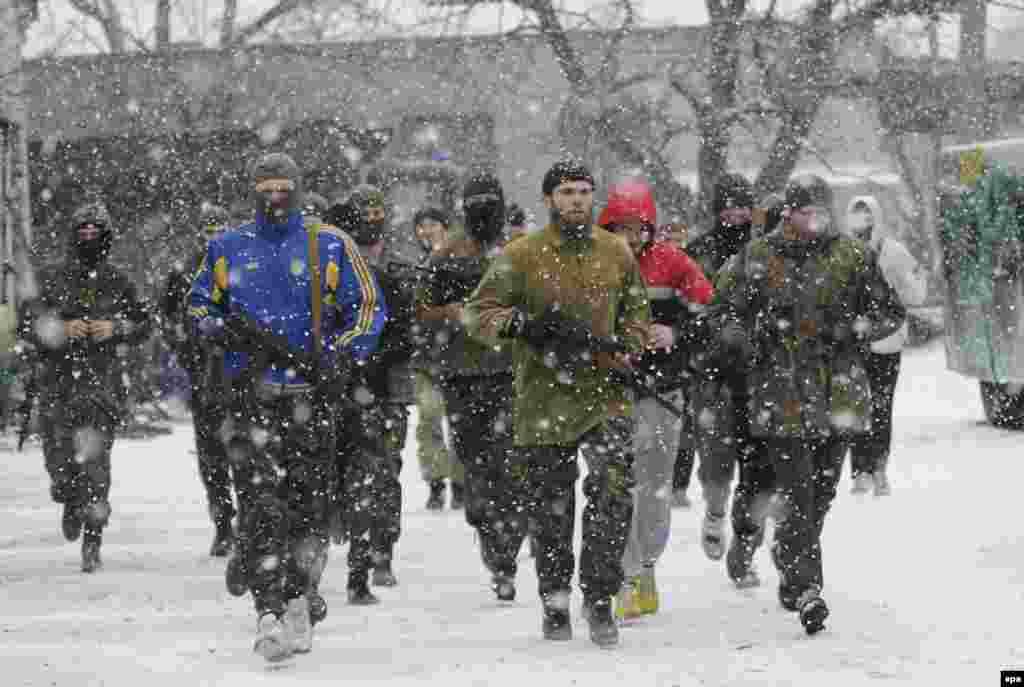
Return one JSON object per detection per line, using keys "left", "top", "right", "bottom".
{"left": 22, "top": 251, "right": 152, "bottom": 418}
{"left": 362, "top": 266, "right": 418, "bottom": 403}
{"left": 687, "top": 221, "right": 753, "bottom": 277}
{"left": 710, "top": 228, "right": 905, "bottom": 438}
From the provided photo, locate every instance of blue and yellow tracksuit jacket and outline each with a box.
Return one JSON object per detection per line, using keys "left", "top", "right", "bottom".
{"left": 189, "top": 211, "right": 386, "bottom": 386}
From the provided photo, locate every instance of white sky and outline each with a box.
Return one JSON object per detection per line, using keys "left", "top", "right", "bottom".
{"left": 23, "top": 0, "right": 1024, "bottom": 59}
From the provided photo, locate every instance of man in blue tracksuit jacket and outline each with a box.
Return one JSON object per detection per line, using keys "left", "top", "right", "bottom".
{"left": 189, "top": 152, "right": 385, "bottom": 662}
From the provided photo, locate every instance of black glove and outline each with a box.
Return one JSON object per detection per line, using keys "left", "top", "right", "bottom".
{"left": 221, "top": 314, "right": 269, "bottom": 354}
{"left": 503, "top": 305, "right": 625, "bottom": 355}
{"left": 313, "top": 354, "right": 354, "bottom": 400}
{"left": 720, "top": 321, "right": 752, "bottom": 359}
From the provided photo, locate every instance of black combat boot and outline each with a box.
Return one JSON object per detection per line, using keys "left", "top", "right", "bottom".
{"left": 584, "top": 598, "right": 619, "bottom": 648}
{"left": 81, "top": 530, "right": 102, "bottom": 573}
{"left": 347, "top": 572, "right": 380, "bottom": 606}
{"left": 425, "top": 480, "right": 445, "bottom": 510}
{"left": 62, "top": 503, "right": 83, "bottom": 542}
{"left": 541, "top": 594, "right": 572, "bottom": 641}
{"left": 449, "top": 482, "right": 465, "bottom": 510}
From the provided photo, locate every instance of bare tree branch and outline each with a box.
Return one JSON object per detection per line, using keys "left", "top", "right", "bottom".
{"left": 221, "top": 0, "right": 238, "bottom": 45}
{"left": 231, "top": 0, "right": 305, "bottom": 46}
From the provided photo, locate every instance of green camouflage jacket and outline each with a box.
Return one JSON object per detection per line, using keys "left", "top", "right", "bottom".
{"left": 712, "top": 229, "right": 905, "bottom": 438}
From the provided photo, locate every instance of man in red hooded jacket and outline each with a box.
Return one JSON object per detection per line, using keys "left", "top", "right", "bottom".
{"left": 597, "top": 178, "right": 712, "bottom": 620}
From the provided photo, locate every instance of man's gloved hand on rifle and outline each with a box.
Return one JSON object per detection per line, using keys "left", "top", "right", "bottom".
{"left": 499, "top": 304, "right": 626, "bottom": 369}
{"left": 720, "top": 320, "right": 753, "bottom": 361}
{"left": 216, "top": 313, "right": 353, "bottom": 397}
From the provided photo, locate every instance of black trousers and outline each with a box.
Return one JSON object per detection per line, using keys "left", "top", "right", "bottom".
{"left": 43, "top": 393, "right": 117, "bottom": 534}
{"left": 192, "top": 394, "right": 235, "bottom": 527}
{"left": 849, "top": 351, "right": 902, "bottom": 477}
{"left": 517, "top": 416, "right": 636, "bottom": 604}
{"left": 442, "top": 373, "right": 525, "bottom": 579}
{"left": 338, "top": 402, "right": 408, "bottom": 583}
{"left": 227, "top": 390, "right": 337, "bottom": 616}
{"left": 732, "top": 436, "right": 846, "bottom": 597}
{"left": 672, "top": 385, "right": 696, "bottom": 491}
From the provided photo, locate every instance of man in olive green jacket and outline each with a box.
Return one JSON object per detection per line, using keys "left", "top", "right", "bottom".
{"left": 465, "top": 160, "right": 651, "bottom": 648}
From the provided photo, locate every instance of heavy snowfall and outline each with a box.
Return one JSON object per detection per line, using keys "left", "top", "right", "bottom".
{"left": 1, "top": 341, "right": 1019, "bottom": 686}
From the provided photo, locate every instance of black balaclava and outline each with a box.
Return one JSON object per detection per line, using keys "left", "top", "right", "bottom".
{"left": 542, "top": 159, "right": 595, "bottom": 242}
{"left": 249, "top": 152, "right": 302, "bottom": 225}
{"left": 413, "top": 206, "right": 450, "bottom": 252}
{"left": 712, "top": 173, "right": 754, "bottom": 225}
{"left": 70, "top": 202, "right": 114, "bottom": 269}
{"left": 302, "top": 192, "right": 329, "bottom": 221}
{"left": 326, "top": 199, "right": 379, "bottom": 247}
{"left": 462, "top": 172, "right": 506, "bottom": 246}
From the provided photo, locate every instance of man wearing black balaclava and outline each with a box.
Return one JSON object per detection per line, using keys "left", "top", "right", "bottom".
{"left": 21, "top": 200, "right": 153, "bottom": 574}
{"left": 415, "top": 172, "right": 523, "bottom": 603}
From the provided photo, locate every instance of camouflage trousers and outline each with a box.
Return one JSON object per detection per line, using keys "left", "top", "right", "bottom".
{"left": 413, "top": 370, "right": 463, "bottom": 485}
{"left": 442, "top": 374, "right": 524, "bottom": 578}
{"left": 734, "top": 436, "right": 846, "bottom": 599}
{"left": 226, "top": 390, "right": 337, "bottom": 616}
{"left": 42, "top": 392, "right": 117, "bottom": 534}
{"left": 338, "top": 402, "right": 408, "bottom": 584}
{"left": 516, "top": 416, "right": 636, "bottom": 604}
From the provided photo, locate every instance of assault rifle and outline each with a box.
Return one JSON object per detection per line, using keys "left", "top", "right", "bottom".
{"left": 524, "top": 307, "right": 686, "bottom": 419}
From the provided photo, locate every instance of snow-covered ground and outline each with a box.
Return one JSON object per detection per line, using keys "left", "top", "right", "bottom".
{"left": 2, "top": 342, "right": 1022, "bottom": 686}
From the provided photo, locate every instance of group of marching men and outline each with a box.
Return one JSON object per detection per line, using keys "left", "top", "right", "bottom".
{"left": 26, "top": 149, "right": 926, "bottom": 661}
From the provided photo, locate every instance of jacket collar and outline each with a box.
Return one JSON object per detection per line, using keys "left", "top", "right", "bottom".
{"left": 542, "top": 222, "right": 596, "bottom": 252}
{"left": 254, "top": 210, "right": 304, "bottom": 239}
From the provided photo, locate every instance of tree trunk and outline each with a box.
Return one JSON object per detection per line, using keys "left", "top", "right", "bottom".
{"left": 156, "top": 0, "right": 171, "bottom": 49}
{"left": 698, "top": 0, "right": 746, "bottom": 209}
{"left": 221, "top": 0, "right": 238, "bottom": 46}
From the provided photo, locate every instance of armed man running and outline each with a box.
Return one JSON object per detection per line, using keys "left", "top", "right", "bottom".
{"left": 189, "top": 153, "right": 385, "bottom": 662}
{"left": 466, "top": 160, "right": 651, "bottom": 647}
{"left": 21, "top": 200, "right": 153, "bottom": 573}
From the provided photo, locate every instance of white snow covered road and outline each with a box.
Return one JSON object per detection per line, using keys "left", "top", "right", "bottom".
{"left": 2, "top": 342, "right": 1022, "bottom": 686}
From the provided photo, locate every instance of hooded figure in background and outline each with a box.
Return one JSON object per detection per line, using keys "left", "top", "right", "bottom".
{"left": 687, "top": 173, "right": 755, "bottom": 276}
{"left": 20, "top": 199, "right": 153, "bottom": 573}
{"left": 843, "top": 195, "right": 928, "bottom": 497}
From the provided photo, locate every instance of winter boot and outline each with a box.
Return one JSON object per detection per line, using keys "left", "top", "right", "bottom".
{"left": 492, "top": 573, "right": 516, "bottom": 602}
{"left": 872, "top": 470, "right": 891, "bottom": 497}
{"left": 671, "top": 489, "right": 691, "bottom": 509}
{"left": 209, "top": 518, "right": 234, "bottom": 557}
{"left": 701, "top": 512, "right": 727, "bottom": 561}
{"left": 425, "top": 480, "right": 445, "bottom": 511}
{"left": 284, "top": 596, "right": 313, "bottom": 654}
{"left": 851, "top": 473, "right": 872, "bottom": 495}
{"left": 449, "top": 482, "right": 465, "bottom": 510}
{"left": 726, "top": 533, "right": 762, "bottom": 589}
{"left": 80, "top": 530, "right": 102, "bottom": 573}
{"left": 372, "top": 559, "right": 398, "bottom": 587}
{"left": 614, "top": 577, "right": 643, "bottom": 622}
{"left": 254, "top": 612, "right": 293, "bottom": 663}
{"left": 62, "top": 503, "right": 82, "bottom": 542}
{"left": 585, "top": 599, "right": 619, "bottom": 648}
{"left": 308, "top": 590, "right": 327, "bottom": 626}
{"left": 225, "top": 551, "right": 249, "bottom": 597}
{"left": 347, "top": 573, "right": 380, "bottom": 606}
{"left": 797, "top": 591, "right": 829, "bottom": 636}
{"left": 541, "top": 597, "right": 572, "bottom": 641}
{"left": 636, "top": 564, "right": 659, "bottom": 615}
